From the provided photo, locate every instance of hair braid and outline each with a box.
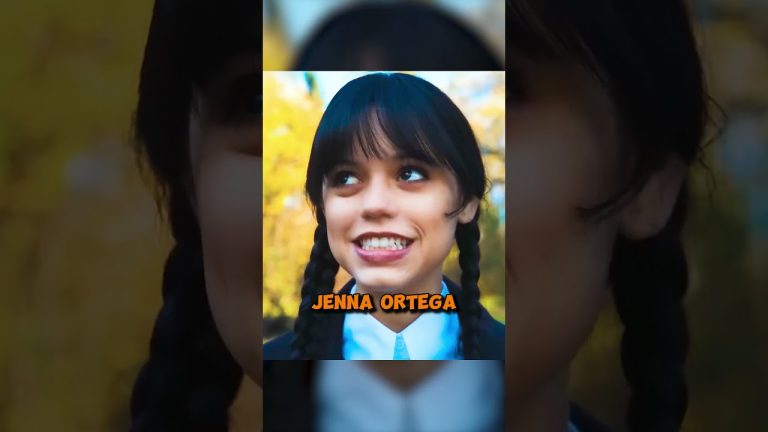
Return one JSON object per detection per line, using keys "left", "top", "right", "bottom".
{"left": 610, "top": 188, "right": 690, "bottom": 431}
{"left": 291, "top": 222, "right": 340, "bottom": 359}
{"left": 455, "top": 217, "right": 483, "bottom": 359}
{"left": 130, "top": 207, "right": 242, "bottom": 431}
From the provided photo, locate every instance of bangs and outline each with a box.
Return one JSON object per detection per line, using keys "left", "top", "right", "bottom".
{"left": 317, "top": 105, "right": 449, "bottom": 173}
{"left": 506, "top": 1, "right": 611, "bottom": 98}
{"left": 188, "top": 1, "right": 262, "bottom": 126}
{"left": 306, "top": 73, "right": 482, "bottom": 209}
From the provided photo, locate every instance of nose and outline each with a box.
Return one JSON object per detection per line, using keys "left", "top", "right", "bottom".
{"left": 360, "top": 174, "right": 397, "bottom": 220}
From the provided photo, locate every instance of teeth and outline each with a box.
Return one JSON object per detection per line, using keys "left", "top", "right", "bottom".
{"left": 360, "top": 237, "right": 410, "bottom": 251}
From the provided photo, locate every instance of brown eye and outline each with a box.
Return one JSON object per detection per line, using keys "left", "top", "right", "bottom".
{"left": 331, "top": 171, "right": 360, "bottom": 187}
{"left": 398, "top": 166, "right": 427, "bottom": 183}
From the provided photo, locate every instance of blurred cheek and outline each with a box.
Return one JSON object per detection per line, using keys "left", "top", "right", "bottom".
{"left": 504, "top": 203, "right": 615, "bottom": 396}
{"left": 504, "top": 105, "right": 618, "bottom": 397}
{"left": 195, "top": 150, "right": 263, "bottom": 383}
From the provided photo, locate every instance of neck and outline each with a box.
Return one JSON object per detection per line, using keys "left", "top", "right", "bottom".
{"left": 357, "top": 271, "right": 444, "bottom": 333}
{"left": 506, "top": 370, "right": 570, "bottom": 432}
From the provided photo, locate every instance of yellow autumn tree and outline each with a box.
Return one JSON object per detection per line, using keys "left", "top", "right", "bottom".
{"left": 263, "top": 71, "right": 506, "bottom": 333}
{"left": 262, "top": 72, "right": 325, "bottom": 327}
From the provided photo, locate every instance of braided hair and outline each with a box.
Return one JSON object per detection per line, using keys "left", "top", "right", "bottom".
{"left": 291, "top": 219, "right": 340, "bottom": 360}
{"left": 509, "top": 0, "right": 710, "bottom": 430}
{"left": 611, "top": 189, "right": 690, "bottom": 431}
{"left": 130, "top": 0, "right": 260, "bottom": 430}
{"left": 130, "top": 193, "right": 242, "bottom": 432}
{"left": 455, "top": 217, "right": 483, "bottom": 359}
{"left": 291, "top": 73, "right": 488, "bottom": 359}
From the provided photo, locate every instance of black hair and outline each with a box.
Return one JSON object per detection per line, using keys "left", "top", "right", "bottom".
{"left": 508, "top": 1, "right": 711, "bottom": 430}
{"left": 292, "top": 2, "right": 502, "bottom": 71}
{"left": 129, "top": 0, "right": 260, "bottom": 430}
{"left": 291, "top": 73, "right": 487, "bottom": 359}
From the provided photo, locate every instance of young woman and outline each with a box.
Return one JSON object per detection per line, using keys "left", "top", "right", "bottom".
{"left": 503, "top": 0, "right": 713, "bottom": 431}
{"left": 129, "top": 1, "right": 262, "bottom": 430}
{"left": 263, "top": 73, "right": 505, "bottom": 360}
{"left": 130, "top": 0, "right": 503, "bottom": 428}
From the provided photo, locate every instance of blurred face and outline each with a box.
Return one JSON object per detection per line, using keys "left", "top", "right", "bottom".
{"left": 505, "top": 64, "right": 623, "bottom": 399}
{"left": 322, "top": 140, "right": 476, "bottom": 295}
{"left": 189, "top": 66, "right": 263, "bottom": 385}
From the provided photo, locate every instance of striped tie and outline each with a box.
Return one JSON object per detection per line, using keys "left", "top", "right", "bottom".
{"left": 393, "top": 334, "right": 410, "bottom": 360}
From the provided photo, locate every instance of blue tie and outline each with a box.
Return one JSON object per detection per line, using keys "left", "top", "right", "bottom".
{"left": 393, "top": 334, "right": 410, "bottom": 360}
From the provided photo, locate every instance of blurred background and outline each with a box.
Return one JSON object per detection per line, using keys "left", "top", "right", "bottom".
{"left": 0, "top": 0, "right": 765, "bottom": 431}
{"left": 569, "top": 2, "right": 768, "bottom": 431}
{"left": 263, "top": 0, "right": 505, "bottom": 70}
{"left": 262, "top": 71, "right": 506, "bottom": 340}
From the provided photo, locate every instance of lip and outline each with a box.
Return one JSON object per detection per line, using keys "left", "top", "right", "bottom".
{"left": 352, "top": 231, "right": 414, "bottom": 264}
{"left": 355, "top": 242, "right": 412, "bottom": 263}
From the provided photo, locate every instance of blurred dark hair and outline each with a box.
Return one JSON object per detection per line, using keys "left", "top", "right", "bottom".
{"left": 129, "top": 0, "right": 260, "bottom": 430}
{"left": 292, "top": 73, "right": 488, "bottom": 359}
{"left": 508, "top": 1, "right": 712, "bottom": 430}
{"left": 293, "top": 2, "right": 502, "bottom": 70}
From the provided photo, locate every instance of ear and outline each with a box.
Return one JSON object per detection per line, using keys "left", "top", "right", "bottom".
{"left": 620, "top": 157, "right": 686, "bottom": 240}
{"left": 457, "top": 197, "right": 480, "bottom": 224}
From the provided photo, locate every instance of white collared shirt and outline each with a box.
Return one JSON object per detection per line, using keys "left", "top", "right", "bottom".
{"left": 316, "top": 361, "right": 504, "bottom": 432}
{"left": 343, "top": 281, "right": 462, "bottom": 360}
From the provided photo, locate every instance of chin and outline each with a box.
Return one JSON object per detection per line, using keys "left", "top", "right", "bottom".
{"left": 353, "top": 269, "right": 410, "bottom": 292}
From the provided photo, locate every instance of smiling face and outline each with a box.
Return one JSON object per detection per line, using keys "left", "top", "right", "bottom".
{"left": 322, "top": 140, "right": 476, "bottom": 295}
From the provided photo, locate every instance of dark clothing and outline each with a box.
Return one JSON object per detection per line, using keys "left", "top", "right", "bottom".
{"left": 571, "top": 404, "right": 613, "bottom": 432}
{"left": 263, "top": 277, "right": 505, "bottom": 360}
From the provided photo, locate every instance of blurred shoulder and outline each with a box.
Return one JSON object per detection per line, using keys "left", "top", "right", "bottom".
{"left": 263, "top": 331, "right": 294, "bottom": 360}
{"left": 569, "top": 404, "right": 612, "bottom": 432}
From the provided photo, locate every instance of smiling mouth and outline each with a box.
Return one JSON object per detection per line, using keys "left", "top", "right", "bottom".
{"left": 354, "top": 235, "right": 414, "bottom": 251}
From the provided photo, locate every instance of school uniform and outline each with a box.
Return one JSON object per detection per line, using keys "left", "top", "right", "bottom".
{"left": 343, "top": 280, "right": 462, "bottom": 360}
{"left": 263, "top": 277, "right": 505, "bottom": 360}
{"left": 263, "top": 361, "right": 612, "bottom": 432}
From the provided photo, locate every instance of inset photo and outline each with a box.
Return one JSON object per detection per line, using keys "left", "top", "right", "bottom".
{"left": 263, "top": 71, "right": 505, "bottom": 360}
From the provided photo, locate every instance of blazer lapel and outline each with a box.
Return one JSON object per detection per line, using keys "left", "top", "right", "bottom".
{"left": 321, "top": 279, "right": 355, "bottom": 359}
{"left": 444, "top": 277, "right": 505, "bottom": 360}
{"left": 263, "top": 361, "right": 316, "bottom": 431}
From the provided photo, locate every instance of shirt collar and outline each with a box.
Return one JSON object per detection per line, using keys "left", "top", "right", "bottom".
{"left": 315, "top": 361, "right": 504, "bottom": 432}
{"left": 343, "top": 281, "right": 462, "bottom": 360}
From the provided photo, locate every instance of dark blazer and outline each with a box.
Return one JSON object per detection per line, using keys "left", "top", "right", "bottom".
{"left": 263, "top": 361, "right": 612, "bottom": 432}
{"left": 570, "top": 405, "right": 613, "bottom": 432}
{"left": 264, "top": 277, "right": 505, "bottom": 360}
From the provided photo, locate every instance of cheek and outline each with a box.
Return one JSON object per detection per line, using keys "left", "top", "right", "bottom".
{"left": 504, "top": 106, "right": 618, "bottom": 397}
{"left": 322, "top": 196, "right": 356, "bottom": 264}
{"left": 195, "top": 152, "right": 263, "bottom": 382}
{"left": 505, "top": 200, "right": 617, "bottom": 398}
{"left": 412, "top": 193, "right": 459, "bottom": 250}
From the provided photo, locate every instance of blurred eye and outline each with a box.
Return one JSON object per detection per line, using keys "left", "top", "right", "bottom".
{"left": 399, "top": 166, "right": 427, "bottom": 183}
{"left": 331, "top": 171, "right": 360, "bottom": 187}
{"left": 204, "top": 70, "right": 262, "bottom": 121}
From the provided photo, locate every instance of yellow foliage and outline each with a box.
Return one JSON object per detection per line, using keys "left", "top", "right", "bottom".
{"left": 263, "top": 73, "right": 324, "bottom": 319}
{"left": 263, "top": 72, "right": 507, "bottom": 325}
